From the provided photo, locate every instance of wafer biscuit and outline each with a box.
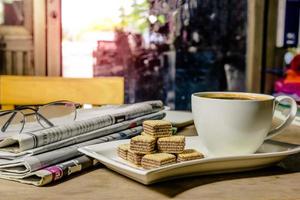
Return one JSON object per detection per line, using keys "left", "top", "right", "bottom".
{"left": 157, "top": 136, "right": 185, "bottom": 153}
{"left": 141, "top": 153, "right": 176, "bottom": 169}
{"left": 130, "top": 135, "right": 156, "bottom": 154}
{"left": 117, "top": 144, "right": 130, "bottom": 160}
{"left": 143, "top": 130, "right": 172, "bottom": 138}
{"left": 143, "top": 120, "right": 172, "bottom": 128}
{"left": 127, "top": 150, "right": 144, "bottom": 166}
{"left": 143, "top": 120, "right": 172, "bottom": 138}
{"left": 141, "top": 131, "right": 156, "bottom": 138}
{"left": 177, "top": 149, "right": 204, "bottom": 162}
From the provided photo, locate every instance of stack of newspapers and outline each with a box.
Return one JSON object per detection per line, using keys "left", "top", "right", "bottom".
{"left": 0, "top": 101, "right": 165, "bottom": 186}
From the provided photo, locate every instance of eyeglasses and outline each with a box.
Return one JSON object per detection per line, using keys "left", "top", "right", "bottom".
{"left": 0, "top": 101, "right": 79, "bottom": 133}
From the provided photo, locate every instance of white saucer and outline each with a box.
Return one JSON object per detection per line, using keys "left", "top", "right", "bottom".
{"left": 78, "top": 136, "right": 300, "bottom": 185}
{"left": 163, "top": 110, "right": 193, "bottom": 128}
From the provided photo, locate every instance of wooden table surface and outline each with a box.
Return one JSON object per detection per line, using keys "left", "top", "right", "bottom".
{"left": 0, "top": 124, "right": 299, "bottom": 200}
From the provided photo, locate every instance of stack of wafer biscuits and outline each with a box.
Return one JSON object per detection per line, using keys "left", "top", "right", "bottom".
{"left": 117, "top": 120, "right": 204, "bottom": 169}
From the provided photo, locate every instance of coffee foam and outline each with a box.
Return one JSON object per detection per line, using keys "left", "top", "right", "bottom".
{"left": 198, "top": 93, "right": 271, "bottom": 101}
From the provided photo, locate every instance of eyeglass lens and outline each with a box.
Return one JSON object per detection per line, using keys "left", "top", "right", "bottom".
{"left": 37, "top": 102, "right": 77, "bottom": 128}
{"left": 0, "top": 111, "right": 25, "bottom": 133}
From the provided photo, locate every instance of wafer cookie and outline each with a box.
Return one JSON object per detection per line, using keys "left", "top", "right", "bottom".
{"left": 143, "top": 120, "right": 172, "bottom": 138}
{"left": 157, "top": 136, "right": 185, "bottom": 153}
{"left": 130, "top": 135, "right": 156, "bottom": 154}
{"left": 141, "top": 153, "right": 176, "bottom": 169}
{"left": 117, "top": 144, "right": 130, "bottom": 160}
{"left": 177, "top": 149, "right": 204, "bottom": 162}
{"left": 127, "top": 150, "right": 144, "bottom": 166}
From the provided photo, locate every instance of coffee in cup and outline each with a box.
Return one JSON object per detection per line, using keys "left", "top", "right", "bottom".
{"left": 192, "top": 92, "right": 297, "bottom": 157}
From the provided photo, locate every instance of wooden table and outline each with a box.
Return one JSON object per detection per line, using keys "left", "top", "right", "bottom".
{"left": 0, "top": 125, "right": 299, "bottom": 200}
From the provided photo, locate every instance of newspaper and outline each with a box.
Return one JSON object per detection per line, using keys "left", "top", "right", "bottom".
{"left": 0, "top": 155, "right": 99, "bottom": 186}
{"left": 0, "top": 111, "right": 165, "bottom": 159}
{"left": 0, "top": 126, "right": 144, "bottom": 178}
{"left": 0, "top": 101, "right": 163, "bottom": 153}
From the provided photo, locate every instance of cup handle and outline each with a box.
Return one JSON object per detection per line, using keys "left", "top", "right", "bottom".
{"left": 265, "top": 96, "right": 298, "bottom": 140}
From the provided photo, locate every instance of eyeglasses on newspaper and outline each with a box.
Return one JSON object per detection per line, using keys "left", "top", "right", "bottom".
{"left": 0, "top": 101, "right": 80, "bottom": 134}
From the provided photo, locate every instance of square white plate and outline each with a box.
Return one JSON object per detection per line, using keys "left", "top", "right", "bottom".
{"left": 78, "top": 136, "right": 300, "bottom": 185}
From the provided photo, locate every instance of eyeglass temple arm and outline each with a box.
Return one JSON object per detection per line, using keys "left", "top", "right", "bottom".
{"left": 0, "top": 111, "right": 13, "bottom": 117}
{"left": 1, "top": 112, "right": 17, "bottom": 132}
{"left": 36, "top": 112, "right": 54, "bottom": 127}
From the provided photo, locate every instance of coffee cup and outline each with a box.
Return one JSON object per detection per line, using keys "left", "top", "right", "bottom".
{"left": 191, "top": 92, "right": 297, "bottom": 157}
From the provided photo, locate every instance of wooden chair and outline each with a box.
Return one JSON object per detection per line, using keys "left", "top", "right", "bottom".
{"left": 0, "top": 75, "right": 124, "bottom": 110}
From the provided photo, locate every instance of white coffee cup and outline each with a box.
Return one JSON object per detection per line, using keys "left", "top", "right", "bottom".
{"left": 192, "top": 92, "right": 297, "bottom": 157}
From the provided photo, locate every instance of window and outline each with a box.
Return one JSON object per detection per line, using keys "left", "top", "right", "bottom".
{"left": 0, "top": 0, "right": 24, "bottom": 26}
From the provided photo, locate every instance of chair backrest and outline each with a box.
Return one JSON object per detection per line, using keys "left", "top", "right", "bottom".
{"left": 0, "top": 75, "right": 124, "bottom": 109}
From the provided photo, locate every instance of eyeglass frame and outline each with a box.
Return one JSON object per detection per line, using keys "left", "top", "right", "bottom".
{"left": 0, "top": 100, "right": 80, "bottom": 133}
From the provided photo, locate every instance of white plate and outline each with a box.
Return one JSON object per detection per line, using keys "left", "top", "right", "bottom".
{"left": 78, "top": 136, "right": 300, "bottom": 185}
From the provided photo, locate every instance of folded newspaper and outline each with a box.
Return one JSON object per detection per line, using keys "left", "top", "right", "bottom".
{"left": 0, "top": 101, "right": 163, "bottom": 152}
{"left": 9, "top": 155, "right": 99, "bottom": 186}
{"left": 0, "top": 127, "right": 143, "bottom": 186}
{"left": 0, "top": 101, "right": 165, "bottom": 186}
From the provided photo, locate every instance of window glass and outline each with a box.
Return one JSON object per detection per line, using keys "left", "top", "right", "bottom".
{"left": 0, "top": 0, "right": 24, "bottom": 26}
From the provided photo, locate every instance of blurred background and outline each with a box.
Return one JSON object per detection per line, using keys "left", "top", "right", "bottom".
{"left": 0, "top": 0, "right": 300, "bottom": 110}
